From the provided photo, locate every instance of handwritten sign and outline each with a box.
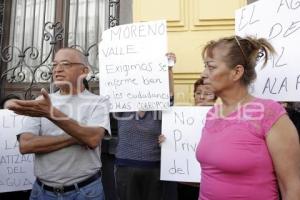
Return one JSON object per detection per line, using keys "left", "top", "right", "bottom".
{"left": 235, "top": 0, "right": 300, "bottom": 101}
{"left": 160, "top": 106, "right": 210, "bottom": 182}
{"left": 0, "top": 110, "right": 34, "bottom": 192}
{"left": 99, "top": 20, "right": 170, "bottom": 112}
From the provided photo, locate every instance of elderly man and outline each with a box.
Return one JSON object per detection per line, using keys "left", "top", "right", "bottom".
{"left": 7, "top": 48, "right": 110, "bottom": 200}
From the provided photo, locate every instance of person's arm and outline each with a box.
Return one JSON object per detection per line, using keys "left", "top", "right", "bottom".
{"left": 8, "top": 89, "right": 107, "bottom": 149}
{"left": 266, "top": 114, "right": 300, "bottom": 200}
{"left": 168, "top": 68, "right": 174, "bottom": 97}
{"left": 18, "top": 132, "right": 78, "bottom": 154}
{"left": 166, "top": 52, "right": 176, "bottom": 97}
{"left": 49, "top": 108, "right": 106, "bottom": 149}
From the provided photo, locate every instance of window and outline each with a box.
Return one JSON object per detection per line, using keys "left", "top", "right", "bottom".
{"left": 3, "top": 0, "right": 110, "bottom": 83}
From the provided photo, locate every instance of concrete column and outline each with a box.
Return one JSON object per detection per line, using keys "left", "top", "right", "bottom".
{"left": 248, "top": 0, "right": 258, "bottom": 4}
{"left": 119, "top": 0, "right": 132, "bottom": 25}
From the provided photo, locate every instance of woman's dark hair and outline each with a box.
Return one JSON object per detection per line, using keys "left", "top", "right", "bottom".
{"left": 0, "top": 94, "right": 21, "bottom": 109}
{"left": 193, "top": 78, "right": 205, "bottom": 93}
{"left": 202, "top": 35, "right": 275, "bottom": 86}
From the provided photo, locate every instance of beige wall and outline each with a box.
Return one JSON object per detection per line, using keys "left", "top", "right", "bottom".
{"left": 133, "top": 0, "right": 246, "bottom": 105}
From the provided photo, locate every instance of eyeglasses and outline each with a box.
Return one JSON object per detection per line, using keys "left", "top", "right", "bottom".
{"left": 50, "top": 61, "right": 85, "bottom": 71}
{"left": 234, "top": 36, "right": 248, "bottom": 67}
{"left": 194, "top": 92, "right": 215, "bottom": 100}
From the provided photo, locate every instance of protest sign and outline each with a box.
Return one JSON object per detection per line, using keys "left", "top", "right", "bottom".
{"left": 160, "top": 106, "right": 210, "bottom": 182}
{"left": 0, "top": 110, "right": 34, "bottom": 192}
{"left": 99, "top": 20, "right": 170, "bottom": 112}
{"left": 235, "top": 0, "right": 300, "bottom": 101}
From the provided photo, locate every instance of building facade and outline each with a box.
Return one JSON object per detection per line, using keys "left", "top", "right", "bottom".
{"left": 0, "top": 0, "right": 129, "bottom": 100}
{"left": 0, "top": 0, "right": 258, "bottom": 105}
{"left": 133, "top": 0, "right": 248, "bottom": 105}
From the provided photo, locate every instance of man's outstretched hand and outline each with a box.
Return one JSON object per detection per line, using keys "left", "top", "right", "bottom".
{"left": 7, "top": 88, "right": 52, "bottom": 118}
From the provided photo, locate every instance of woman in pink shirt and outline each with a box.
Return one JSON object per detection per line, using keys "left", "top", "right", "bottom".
{"left": 196, "top": 35, "right": 300, "bottom": 200}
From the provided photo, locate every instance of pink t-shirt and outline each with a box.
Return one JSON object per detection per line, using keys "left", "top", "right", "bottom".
{"left": 196, "top": 98, "right": 286, "bottom": 200}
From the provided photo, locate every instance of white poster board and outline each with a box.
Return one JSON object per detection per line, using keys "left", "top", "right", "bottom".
{"left": 235, "top": 0, "right": 300, "bottom": 101}
{"left": 0, "top": 110, "right": 34, "bottom": 193}
{"left": 99, "top": 20, "right": 170, "bottom": 112}
{"left": 160, "top": 106, "right": 210, "bottom": 182}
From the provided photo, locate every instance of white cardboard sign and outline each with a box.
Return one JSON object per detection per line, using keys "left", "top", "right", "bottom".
{"left": 0, "top": 110, "right": 34, "bottom": 192}
{"left": 99, "top": 20, "right": 170, "bottom": 112}
{"left": 160, "top": 106, "right": 210, "bottom": 182}
{"left": 235, "top": 0, "right": 300, "bottom": 101}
